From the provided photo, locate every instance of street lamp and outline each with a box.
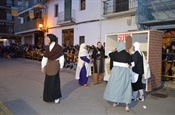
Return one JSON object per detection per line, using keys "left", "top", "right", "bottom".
{"left": 38, "top": 24, "right": 48, "bottom": 32}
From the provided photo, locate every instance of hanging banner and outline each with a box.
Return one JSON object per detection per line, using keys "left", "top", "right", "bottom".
{"left": 118, "top": 33, "right": 131, "bottom": 42}
{"left": 11, "top": 7, "right": 18, "bottom": 16}
{"left": 29, "top": 10, "right": 34, "bottom": 19}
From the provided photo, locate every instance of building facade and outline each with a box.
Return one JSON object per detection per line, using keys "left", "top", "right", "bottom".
{"left": 46, "top": 0, "right": 138, "bottom": 45}
{"left": 0, "top": 0, "right": 20, "bottom": 45}
{"left": 14, "top": 0, "right": 48, "bottom": 45}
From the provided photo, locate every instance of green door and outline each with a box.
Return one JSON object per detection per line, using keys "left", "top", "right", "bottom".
{"left": 64, "top": 0, "right": 72, "bottom": 21}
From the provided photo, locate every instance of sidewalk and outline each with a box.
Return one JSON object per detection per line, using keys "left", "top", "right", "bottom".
{"left": 0, "top": 58, "right": 175, "bottom": 115}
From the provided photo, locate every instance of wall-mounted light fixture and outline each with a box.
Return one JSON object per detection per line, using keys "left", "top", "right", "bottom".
{"left": 38, "top": 24, "right": 48, "bottom": 32}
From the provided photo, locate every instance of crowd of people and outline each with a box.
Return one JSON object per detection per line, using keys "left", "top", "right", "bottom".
{"left": 0, "top": 43, "right": 45, "bottom": 58}
{"left": 62, "top": 44, "right": 95, "bottom": 70}
{"left": 0, "top": 42, "right": 96, "bottom": 72}
{"left": 162, "top": 42, "right": 175, "bottom": 76}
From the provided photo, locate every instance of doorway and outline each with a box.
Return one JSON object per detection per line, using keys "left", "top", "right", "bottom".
{"left": 62, "top": 29, "right": 74, "bottom": 46}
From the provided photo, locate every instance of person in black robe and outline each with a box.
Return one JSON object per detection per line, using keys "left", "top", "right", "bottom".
{"left": 92, "top": 42, "right": 105, "bottom": 85}
{"left": 41, "top": 34, "right": 64, "bottom": 103}
{"left": 131, "top": 42, "right": 144, "bottom": 101}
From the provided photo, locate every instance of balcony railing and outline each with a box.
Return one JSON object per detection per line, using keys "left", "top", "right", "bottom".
{"left": 0, "top": 25, "right": 14, "bottom": 34}
{"left": 57, "top": 9, "right": 75, "bottom": 26}
{"left": 18, "top": 0, "right": 45, "bottom": 13}
{"left": 103, "top": 0, "right": 137, "bottom": 15}
{"left": 14, "top": 19, "right": 43, "bottom": 33}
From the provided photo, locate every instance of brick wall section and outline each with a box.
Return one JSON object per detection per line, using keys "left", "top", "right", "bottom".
{"left": 148, "top": 31, "right": 164, "bottom": 91}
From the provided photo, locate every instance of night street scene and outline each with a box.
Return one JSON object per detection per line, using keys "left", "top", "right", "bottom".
{"left": 0, "top": 0, "right": 175, "bottom": 115}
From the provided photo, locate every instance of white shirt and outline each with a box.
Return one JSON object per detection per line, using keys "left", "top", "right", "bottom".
{"left": 41, "top": 42, "right": 64, "bottom": 69}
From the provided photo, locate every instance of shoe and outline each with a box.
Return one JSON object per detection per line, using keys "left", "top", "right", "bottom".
{"left": 137, "top": 97, "right": 144, "bottom": 102}
{"left": 94, "top": 84, "right": 98, "bottom": 86}
{"left": 132, "top": 98, "right": 137, "bottom": 101}
{"left": 125, "top": 107, "right": 130, "bottom": 112}
{"left": 98, "top": 82, "right": 102, "bottom": 85}
{"left": 112, "top": 103, "right": 119, "bottom": 107}
{"left": 54, "top": 99, "right": 60, "bottom": 104}
{"left": 83, "top": 84, "right": 89, "bottom": 88}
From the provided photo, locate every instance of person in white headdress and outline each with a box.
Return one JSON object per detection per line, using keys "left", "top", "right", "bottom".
{"left": 103, "top": 42, "right": 134, "bottom": 112}
{"left": 131, "top": 42, "right": 145, "bottom": 101}
{"left": 75, "top": 43, "right": 91, "bottom": 87}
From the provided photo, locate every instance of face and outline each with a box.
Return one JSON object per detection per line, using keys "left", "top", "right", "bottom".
{"left": 166, "top": 49, "right": 169, "bottom": 53}
{"left": 97, "top": 42, "right": 102, "bottom": 49}
{"left": 84, "top": 45, "right": 87, "bottom": 50}
{"left": 172, "top": 45, "right": 175, "bottom": 50}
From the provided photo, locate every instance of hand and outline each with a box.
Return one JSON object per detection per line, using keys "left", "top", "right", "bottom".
{"left": 41, "top": 68, "right": 45, "bottom": 73}
{"left": 112, "top": 48, "right": 117, "bottom": 52}
{"left": 60, "top": 68, "right": 63, "bottom": 72}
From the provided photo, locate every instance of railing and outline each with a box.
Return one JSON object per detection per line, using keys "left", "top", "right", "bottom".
{"left": 103, "top": 0, "right": 138, "bottom": 15}
{"left": 57, "top": 9, "right": 75, "bottom": 25}
{"left": 18, "top": 0, "right": 45, "bottom": 12}
{"left": 162, "top": 53, "right": 175, "bottom": 79}
{"left": 14, "top": 19, "right": 43, "bottom": 33}
{"left": 0, "top": 25, "right": 14, "bottom": 34}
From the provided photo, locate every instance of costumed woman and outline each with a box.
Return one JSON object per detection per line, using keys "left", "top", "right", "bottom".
{"left": 103, "top": 42, "right": 134, "bottom": 112}
{"left": 41, "top": 34, "right": 64, "bottom": 104}
{"left": 75, "top": 43, "right": 91, "bottom": 87}
{"left": 92, "top": 42, "right": 105, "bottom": 85}
{"left": 131, "top": 42, "right": 145, "bottom": 101}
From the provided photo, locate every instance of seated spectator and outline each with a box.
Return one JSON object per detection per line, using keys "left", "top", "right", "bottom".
{"left": 65, "top": 57, "right": 70, "bottom": 68}
{"left": 69, "top": 58, "right": 75, "bottom": 69}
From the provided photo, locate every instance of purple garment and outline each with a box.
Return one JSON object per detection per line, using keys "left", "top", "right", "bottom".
{"left": 78, "top": 56, "right": 90, "bottom": 85}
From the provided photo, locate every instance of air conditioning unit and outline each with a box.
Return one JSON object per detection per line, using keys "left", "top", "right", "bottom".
{"left": 127, "top": 18, "right": 132, "bottom": 26}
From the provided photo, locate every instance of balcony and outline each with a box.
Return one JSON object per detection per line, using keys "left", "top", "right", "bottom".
{"left": 57, "top": 9, "right": 75, "bottom": 26}
{"left": 0, "top": 25, "right": 14, "bottom": 35}
{"left": 18, "top": 0, "right": 45, "bottom": 15}
{"left": 103, "top": 0, "right": 137, "bottom": 18}
{"left": 14, "top": 19, "right": 43, "bottom": 34}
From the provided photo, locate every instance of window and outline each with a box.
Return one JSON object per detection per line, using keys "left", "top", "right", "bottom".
{"left": 54, "top": 4, "right": 58, "bottom": 17}
{"left": 6, "top": 12, "right": 13, "bottom": 21}
{"left": 80, "top": 0, "right": 86, "bottom": 10}
{"left": 115, "top": 0, "right": 129, "bottom": 12}
{"left": 6, "top": 0, "right": 12, "bottom": 6}
{"left": 79, "top": 36, "right": 85, "bottom": 45}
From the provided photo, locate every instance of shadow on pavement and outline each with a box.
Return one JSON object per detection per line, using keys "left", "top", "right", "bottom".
{"left": 4, "top": 99, "right": 38, "bottom": 115}
{"left": 61, "top": 79, "right": 80, "bottom": 100}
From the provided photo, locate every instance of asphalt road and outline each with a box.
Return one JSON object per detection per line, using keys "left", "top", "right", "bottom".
{"left": 0, "top": 58, "right": 175, "bottom": 115}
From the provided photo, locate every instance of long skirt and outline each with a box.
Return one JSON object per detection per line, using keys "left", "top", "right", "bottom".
{"left": 79, "top": 65, "right": 88, "bottom": 85}
{"left": 43, "top": 72, "right": 62, "bottom": 102}
{"left": 103, "top": 66, "right": 132, "bottom": 104}
{"left": 132, "top": 74, "right": 143, "bottom": 91}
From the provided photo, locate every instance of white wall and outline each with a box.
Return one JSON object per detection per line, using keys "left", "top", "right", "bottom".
{"left": 46, "top": 0, "right": 138, "bottom": 46}
{"left": 101, "top": 16, "right": 137, "bottom": 42}
{"left": 46, "top": 0, "right": 62, "bottom": 28}
{"left": 47, "top": 0, "right": 102, "bottom": 28}
{"left": 73, "top": 0, "right": 101, "bottom": 23}
{"left": 74, "top": 21, "right": 101, "bottom": 45}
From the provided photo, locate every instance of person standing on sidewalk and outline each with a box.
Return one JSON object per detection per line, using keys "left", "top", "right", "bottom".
{"left": 92, "top": 42, "right": 105, "bottom": 85}
{"left": 131, "top": 42, "right": 144, "bottom": 101}
{"left": 75, "top": 43, "right": 91, "bottom": 87}
{"left": 41, "top": 34, "right": 64, "bottom": 104}
{"left": 103, "top": 42, "right": 133, "bottom": 112}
